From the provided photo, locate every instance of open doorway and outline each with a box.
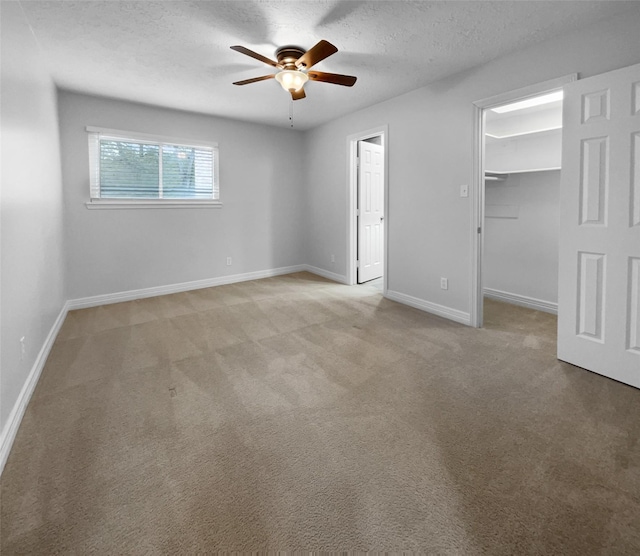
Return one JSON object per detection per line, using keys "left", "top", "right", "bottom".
{"left": 471, "top": 75, "right": 576, "bottom": 328}
{"left": 347, "top": 125, "right": 388, "bottom": 291}
{"left": 484, "top": 90, "right": 563, "bottom": 325}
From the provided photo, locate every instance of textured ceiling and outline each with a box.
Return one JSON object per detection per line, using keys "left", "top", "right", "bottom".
{"left": 19, "top": 0, "right": 638, "bottom": 130}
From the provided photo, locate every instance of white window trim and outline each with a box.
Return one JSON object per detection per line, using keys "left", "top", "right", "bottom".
{"left": 85, "top": 199, "right": 222, "bottom": 209}
{"left": 86, "top": 126, "right": 221, "bottom": 209}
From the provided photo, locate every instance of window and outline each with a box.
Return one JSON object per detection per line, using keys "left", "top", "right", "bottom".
{"left": 86, "top": 127, "right": 220, "bottom": 208}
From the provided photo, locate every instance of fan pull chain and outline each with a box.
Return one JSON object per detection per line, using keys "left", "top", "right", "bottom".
{"left": 289, "top": 99, "right": 294, "bottom": 128}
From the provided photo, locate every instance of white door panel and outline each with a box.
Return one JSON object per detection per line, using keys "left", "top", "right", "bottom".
{"left": 358, "top": 141, "right": 384, "bottom": 283}
{"left": 558, "top": 62, "right": 640, "bottom": 387}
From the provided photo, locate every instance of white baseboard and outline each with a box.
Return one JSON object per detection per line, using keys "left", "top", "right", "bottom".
{"left": 67, "top": 265, "right": 308, "bottom": 309}
{"left": 484, "top": 288, "right": 558, "bottom": 315}
{"left": 385, "top": 290, "right": 471, "bottom": 326}
{"left": 302, "top": 265, "right": 348, "bottom": 285}
{"left": 0, "top": 302, "right": 69, "bottom": 475}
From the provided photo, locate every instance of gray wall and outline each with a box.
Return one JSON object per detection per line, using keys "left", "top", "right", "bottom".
{"left": 58, "top": 92, "right": 306, "bottom": 300}
{"left": 484, "top": 171, "right": 560, "bottom": 304}
{"left": 303, "top": 10, "right": 640, "bottom": 319}
{"left": 1, "top": 3, "right": 66, "bottom": 430}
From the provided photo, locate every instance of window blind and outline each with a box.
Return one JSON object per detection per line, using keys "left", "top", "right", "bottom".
{"left": 88, "top": 129, "right": 219, "bottom": 201}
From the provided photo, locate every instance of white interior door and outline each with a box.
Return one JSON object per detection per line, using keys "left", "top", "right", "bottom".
{"left": 357, "top": 140, "right": 384, "bottom": 283}
{"left": 558, "top": 62, "right": 640, "bottom": 388}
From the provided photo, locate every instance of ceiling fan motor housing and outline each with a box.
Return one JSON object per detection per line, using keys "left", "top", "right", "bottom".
{"left": 275, "top": 46, "right": 306, "bottom": 69}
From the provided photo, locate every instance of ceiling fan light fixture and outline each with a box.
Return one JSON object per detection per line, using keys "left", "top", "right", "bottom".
{"left": 230, "top": 41, "right": 356, "bottom": 101}
{"left": 275, "top": 70, "right": 308, "bottom": 93}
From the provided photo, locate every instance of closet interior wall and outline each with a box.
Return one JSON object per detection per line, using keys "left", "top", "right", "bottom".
{"left": 483, "top": 97, "right": 563, "bottom": 312}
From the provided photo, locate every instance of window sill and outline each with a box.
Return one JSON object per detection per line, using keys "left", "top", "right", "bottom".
{"left": 85, "top": 199, "right": 223, "bottom": 210}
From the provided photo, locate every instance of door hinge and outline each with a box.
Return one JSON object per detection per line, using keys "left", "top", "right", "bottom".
{"left": 356, "top": 209, "right": 360, "bottom": 216}
{"left": 356, "top": 156, "right": 360, "bottom": 167}
{"left": 356, "top": 260, "right": 360, "bottom": 268}
{"left": 477, "top": 226, "right": 482, "bottom": 234}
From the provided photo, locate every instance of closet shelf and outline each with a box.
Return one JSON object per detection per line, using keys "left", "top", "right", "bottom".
{"left": 485, "top": 167, "right": 560, "bottom": 180}
{"left": 485, "top": 125, "right": 562, "bottom": 140}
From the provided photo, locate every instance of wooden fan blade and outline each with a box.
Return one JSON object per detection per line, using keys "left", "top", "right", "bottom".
{"left": 291, "top": 88, "right": 306, "bottom": 101}
{"left": 295, "top": 40, "right": 338, "bottom": 69}
{"left": 307, "top": 71, "right": 357, "bottom": 87}
{"left": 230, "top": 45, "right": 277, "bottom": 67}
{"left": 233, "top": 74, "right": 275, "bottom": 86}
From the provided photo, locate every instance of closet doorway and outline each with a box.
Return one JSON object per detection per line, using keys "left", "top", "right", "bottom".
{"left": 471, "top": 75, "right": 576, "bottom": 328}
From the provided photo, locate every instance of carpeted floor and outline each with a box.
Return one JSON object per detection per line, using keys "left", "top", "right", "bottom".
{"left": 1, "top": 272, "right": 639, "bottom": 553}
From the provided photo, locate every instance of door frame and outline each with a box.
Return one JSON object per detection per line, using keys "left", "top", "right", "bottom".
{"left": 470, "top": 74, "right": 577, "bottom": 328}
{"left": 347, "top": 124, "right": 389, "bottom": 289}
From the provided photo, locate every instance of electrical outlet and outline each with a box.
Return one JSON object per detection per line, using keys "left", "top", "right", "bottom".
{"left": 226, "top": 257, "right": 232, "bottom": 266}
{"left": 331, "top": 254, "right": 335, "bottom": 263}
{"left": 440, "top": 277, "right": 448, "bottom": 290}
{"left": 20, "top": 336, "right": 26, "bottom": 360}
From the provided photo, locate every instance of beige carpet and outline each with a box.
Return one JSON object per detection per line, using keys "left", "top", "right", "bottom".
{"left": 2, "top": 272, "right": 639, "bottom": 553}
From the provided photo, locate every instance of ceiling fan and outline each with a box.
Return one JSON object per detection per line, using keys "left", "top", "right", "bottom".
{"left": 230, "top": 40, "right": 357, "bottom": 100}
